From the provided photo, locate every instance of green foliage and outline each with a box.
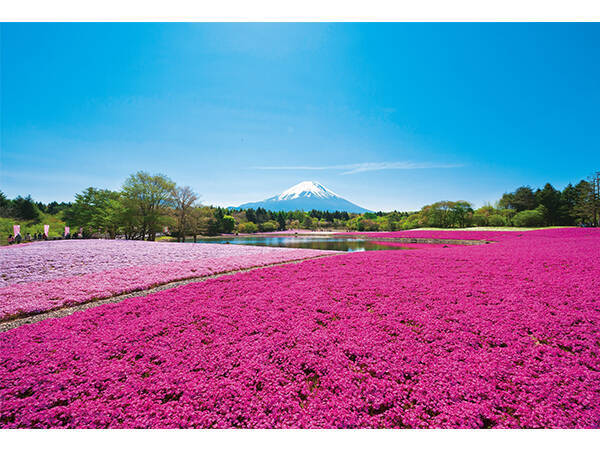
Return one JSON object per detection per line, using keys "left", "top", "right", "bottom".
{"left": 121, "top": 171, "right": 176, "bottom": 240}
{"left": 276, "top": 211, "right": 286, "bottom": 230}
{"left": 535, "top": 183, "right": 561, "bottom": 225}
{"left": 245, "top": 209, "right": 256, "bottom": 223}
{"left": 0, "top": 213, "right": 67, "bottom": 244}
{"left": 418, "top": 201, "right": 474, "bottom": 228}
{"left": 499, "top": 186, "right": 537, "bottom": 212}
{"left": 488, "top": 214, "right": 507, "bottom": 227}
{"left": 63, "top": 188, "right": 123, "bottom": 238}
{"left": 221, "top": 215, "right": 236, "bottom": 233}
{"left": 472, "top": 213, "right": 488, "bottom": 226}
{"left": 359, "top": 219, "right": 379, "bottom": 231}
{"left": 199, "top": 216, "right": 219, "bottom": 236}
{"left": 259, "top": 220, "right": 278, "bottom": 232}
{"left": 46, "top": 201, "right": 71, "bottom": 215}
{"left": 171, "top": 186, "right": 200, "bottom": 241}
{"left": 238, "top": 221, "right": 258, "bottom": 233}
{"left": 472, "top": 205, "right": 508, "bottom": 227}
{"left": 10, "top": 195, "right": 41, "bottom": 221}
{"left": 0, "top": 191, "right": 10, "bottom": 213}
{"left": 573, "top": 173, "right": 600, "bottom": 226}
{"left": 512, "top": 207, "right": 546, "bottom": 227}
{"left": 301, "top": 215, "right": 316, "bottom": 230}
{"left": 401, "top": 213, "right": 421, "bottom": 230}
{"left": 3, "top": 170, "right": 598, "bottom": 245}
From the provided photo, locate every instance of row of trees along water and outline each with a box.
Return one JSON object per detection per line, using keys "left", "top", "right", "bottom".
{"left": 1, "top": 171, "right": 598, "bottom": 242}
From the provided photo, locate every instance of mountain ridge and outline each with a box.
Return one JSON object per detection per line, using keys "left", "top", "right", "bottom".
{"left": 232, "top": 181, "right": 371, "bottom": 213}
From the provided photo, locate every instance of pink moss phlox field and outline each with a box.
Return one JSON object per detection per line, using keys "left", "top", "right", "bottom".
{"left": 0, "top": 240, "right": 336, "bottom": 319}
{"left": 0, "top": 239, "right": 333, "bottom": 286}
{"left": 336, "top": 229, "right": 520, "bottom": 241}
{"left": 369, "top": 241, "right": 464, "bottom": 249}
{"left": 1, "top": 228, "right": 599, "bottom": 428}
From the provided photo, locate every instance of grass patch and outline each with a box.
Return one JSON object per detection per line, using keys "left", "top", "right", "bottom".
{"left": 0, "top": 214, "right": 67, "bottom": 245}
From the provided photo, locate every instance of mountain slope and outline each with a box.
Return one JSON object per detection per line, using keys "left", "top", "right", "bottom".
{"left": 234, "top": 181, "right": 371, "bottom": 213}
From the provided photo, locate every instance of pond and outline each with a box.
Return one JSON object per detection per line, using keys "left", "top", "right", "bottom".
{"left": 191, "top": 235, "right": 410, "bottom": 252}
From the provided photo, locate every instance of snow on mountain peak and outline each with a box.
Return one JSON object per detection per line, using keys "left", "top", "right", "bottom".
{"left": 235, "top": 180, "right": 371, "bottom": 212}
{"left": 277, "top": 181, "right": 339, "bottom": 201}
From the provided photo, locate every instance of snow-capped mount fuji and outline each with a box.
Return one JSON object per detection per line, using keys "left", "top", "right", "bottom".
{"left": 277, "top": 181, "right": 338, "bottom": 201}
{"left": 234, "top": 181, "right": 371, "bottom": 213}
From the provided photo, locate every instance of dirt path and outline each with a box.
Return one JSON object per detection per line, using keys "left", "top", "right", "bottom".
{"left": 0, "top": 254, "right": 340, "bottom": 333}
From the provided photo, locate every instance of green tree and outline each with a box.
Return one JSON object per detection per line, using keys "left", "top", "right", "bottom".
{"left": 121, "top": 171, "right": 176, "bottom": 240}
{"left": 449, "top": 201, "right": 473, "bottom": 228}
{"left": 276, "top": 211, "right": 287, "bottom": 230}
{"left": 535, "top": 183, "right": 561, "bottom": 225}
{"left": 221, "top": 215, "right": 236, "bottom": 233}
{"left": 183, "top": 207, "right": 199, "bottom": 242}
{"left": 420, "top": 201, "right": 453, "bottom": 228}
{"left": 0, "top": 191, "right": 10, "bottom": 217}
{"left": 245, "top": 208, "right": 256, "bottom": 223}
{"left": 559, "top": 183, "right": 578, "bottom": 225}
{"left": 63, "top": 188, "right": 123, "bottom": 237}
{"left": 12, "top": 195, "right": 41, "bottom": 221}
{"left": 499, "top": 186, "right": 537, "bottom": 212}
{"left": 512, "top": 207, "right": 546, "bottom": 227}
{"left": 102, "top": 196, "right": 131, "bottom": 238}
{"left": 193, "top": 207, "right": 219, "bottom": 236}
{"left": 46, "top": 201, "right": 70, "bottom": 215}
{"left": 171, "top": 186, "right": 199, "bottom": 242}
{"left": 238, "top": 221, "right": 258, "bottom": 233}
{"left": 255, "top": 207, "right": 269, "bottom": 224}
{"left": 488, "top": 214, "right": 507, "bottom": 226}
{"left": 358, "top": 218, "right": 379, "bottom": 231}
{"left": 574, "top": 172, "right": 600, "bottom": 226}
{"left": 259, "top": 220, "right": 278, "bottom": 232}
{"left": 301, "top": 215, "right": 315, "bottom": 230}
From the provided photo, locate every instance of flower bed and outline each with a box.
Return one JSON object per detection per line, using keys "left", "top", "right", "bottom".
{"left": 0, "top": 240, "right": 336, "bottom": 320}
{"left": 336, "top": 229, "right": 520, "bottom": 241}
{"left": 1, "top": 228, "right": 599, "bottom": 428}
{"left": 0, "top": 240, "right": 335, "bottom": 287}
{"left": 337, "top": 227, "right": 592, "bottom": 242}
{"left": 369, "top": 241, "right": 464, "bottom": 249}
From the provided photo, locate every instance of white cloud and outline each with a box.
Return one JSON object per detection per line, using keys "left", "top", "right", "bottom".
{"left": 252, "top": 161, "right": 462, "bottom": 175}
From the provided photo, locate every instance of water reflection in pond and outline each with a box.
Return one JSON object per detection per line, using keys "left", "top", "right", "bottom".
{"left": 191, "top": 236, "right": 411, "bottom": 252}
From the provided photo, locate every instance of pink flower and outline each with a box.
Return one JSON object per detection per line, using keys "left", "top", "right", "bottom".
{"left": 0, "top": 228, "right": 599, "bottom": 428}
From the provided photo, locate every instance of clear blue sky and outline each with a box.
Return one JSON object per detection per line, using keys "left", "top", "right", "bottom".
{"left": 1, "top": 23, "right": 599, "bottom": 211}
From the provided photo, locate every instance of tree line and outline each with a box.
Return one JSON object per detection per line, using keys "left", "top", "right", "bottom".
{"left": 0, "top": 192, "right": 69, "bottom": 221}
{"left": 1, "top": 170, "right": 598, "bottom": 241}
{"left": 396, "top": 172, "right": 599, "bottom": 229}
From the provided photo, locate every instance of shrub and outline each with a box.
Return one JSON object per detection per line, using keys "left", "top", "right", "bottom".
{"left": 221, "top": 215, "right": 236, "bottom": 234}
{"left": 238, "top": 222, "right": 258, "bottom": 233}
{"left": 472, "top": 213, "right": 488, "bottom": 226}
{"left": 359, "top": 219, "right": 379, "bottom": 231}
{"left": 512, "top": 208, "right": 545, "bottom": 227}
{"left": 487, "top": 214, "right": 507, "bottom": 227}
{"left": 259, "top": 220, "right": 278, "bottom": 232}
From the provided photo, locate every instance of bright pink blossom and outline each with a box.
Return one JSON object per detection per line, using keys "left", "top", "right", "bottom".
{"left": 0, "top": 228, "right": 599, "bottom": 428}
{"left": 0, "top": 240, "right": 336, "bottom": 319}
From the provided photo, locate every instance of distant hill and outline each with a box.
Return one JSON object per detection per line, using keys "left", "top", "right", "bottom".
{"left": 233, "top": 181, "right": 371, "bottom": 213}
